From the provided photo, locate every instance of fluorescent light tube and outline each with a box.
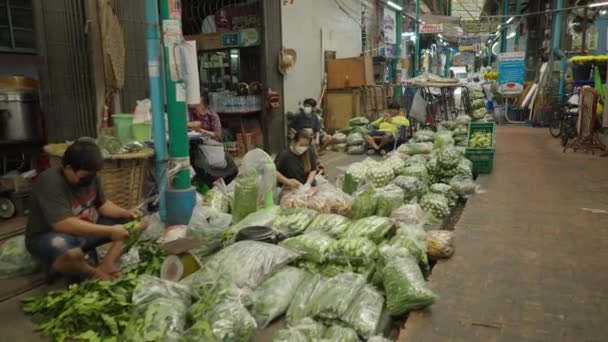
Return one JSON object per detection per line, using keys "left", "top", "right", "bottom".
{"left": 387, "top": 1, "right": 403, "bottom": 11}
{"left": 589, "top": 2, "right": 608, "bottom": 8}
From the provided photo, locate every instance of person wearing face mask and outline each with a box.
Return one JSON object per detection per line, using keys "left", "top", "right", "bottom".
{"left": 275, "top": 130, "right": 320, "bottom": 189}
{"left": 25, "top": 140, "right": 148, "bottom": 281}
{"left": 290, "top": 98, "right": 332, "bottom": 153}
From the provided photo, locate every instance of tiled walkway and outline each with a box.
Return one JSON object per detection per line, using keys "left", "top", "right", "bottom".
{"left": 399, "top": 126, "right": 608, "bottom": 341}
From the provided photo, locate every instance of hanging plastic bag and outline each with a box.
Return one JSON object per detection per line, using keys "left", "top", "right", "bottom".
{"left": 382, "top": 254, "right": 437, "bottom": 316}
{"left": 232, "top": 175, "right": 259, "bottom": 222}
{"left": 281, "top": 232, "right": 335, "bottom": 263}
{"left": 308, "top": 272, "right": 366, "bottom": 320}
{"left": 426, "top": 230, "right": 455, "bottom": 259}
{"left": 344, "top": 285, "right": 384, "bottom": 338}
{"left": 306, "top": 213, "right": 350, "bottom": 238}
{"left": 246, "top": 266, "right": 307, "bottom": 328}
{"left": 0, "top": 235, "right": 38, "bottom": 279}
{"left": 342, "top": 216, "right": 394, "bottom": 244}
{"left": 376, "top": 184, "right": 405, "bottom": 217}
{"left": 350, "top": 184, "right": 378, "bottom": 219}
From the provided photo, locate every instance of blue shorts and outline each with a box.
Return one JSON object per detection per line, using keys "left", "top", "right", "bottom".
{"left": 369, "top": 127, "right": 393, "bottom": 138}
{"left": 26, "top": 217, "right": 124, "bottom": 266}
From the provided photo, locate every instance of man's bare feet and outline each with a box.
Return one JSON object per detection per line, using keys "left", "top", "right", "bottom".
{"left": 97, "top": 263, "right": 120, "bottom": 278}
{"left": 91, "top": 268, "right": 113, "bottom": 280}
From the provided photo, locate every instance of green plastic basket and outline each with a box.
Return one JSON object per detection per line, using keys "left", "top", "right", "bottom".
{"left": 465, "top": 122, "right": 496, "bottom": 175}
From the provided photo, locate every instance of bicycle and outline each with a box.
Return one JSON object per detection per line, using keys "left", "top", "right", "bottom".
{"left": 548, "top": 94, "right": 577, "bottom": 138}
{"left": 560, "top": 108, "right": 578, "bottom": 150}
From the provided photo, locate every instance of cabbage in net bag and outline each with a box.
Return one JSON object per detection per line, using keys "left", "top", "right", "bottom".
{"left": 392, "top": 175, "right": 424, "bottom": 202}
{"left": 420, "top": 193, "right": 450, "bottom": 221}
{"left": 383, "top": 155, "right": 407, "bottom": 175}
{"left": 367, "top": 162, "right": 395, "bottom": 188}
{"left": 0, "top": 235, "right": 38, "bottom": 279}
{"left": 328, "top": 237, "right": 377, "bottom": 266}
{"left": 376, "top": 184, "right": 405, "bottom": 217}
{"left": 345, "top": 285, "right": 384, "bottom": 338}
{"left": 286, "top": 273, "right": 323, "bottom": 324}
{"left": 350, "top": 184, "right": 378, "bottom": 219}
{"left": 306, "top": 213, "right": 350, "bottom": 237}
{"left": 308, "top": 272, "right": 366, "bottom": 320}
{"left": 383, "top": 254, "right": 437, "bottom": 315}
{"left": 188, "top": 241, "right": 300, "bottom": 294}
{"left": 246, "top": 266, "right": 307, "bottom": 328}
{"left": 401, "top": 164, "right": 429, "bottom": 183}
{"left": 281, "top": 232, "right": 335, "bottom": 263}
{"left": 429, "top": 183, "right": 458, "bottom": 208}
{"left": 342, "top": 216, "right": 394, "bottom": 244}
{"left": 272, "top": 208, "right": 318, "bottom": 237}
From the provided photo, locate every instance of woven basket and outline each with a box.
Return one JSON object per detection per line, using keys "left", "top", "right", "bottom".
{"left": 44, "top": 146, "right": 154, "bottom": 209}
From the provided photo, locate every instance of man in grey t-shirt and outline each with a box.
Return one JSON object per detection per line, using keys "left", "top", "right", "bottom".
{"left": 26, "top": 141, "right": 146, "bottom": 280}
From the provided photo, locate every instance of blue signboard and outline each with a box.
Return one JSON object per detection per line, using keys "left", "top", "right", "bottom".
{"left": 497, "top": 52, "right": 526, "bottom": 95}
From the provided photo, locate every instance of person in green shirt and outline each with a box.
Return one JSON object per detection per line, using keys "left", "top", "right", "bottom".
{"left": 363, "top": 104, "right": 410, "bottom": 155}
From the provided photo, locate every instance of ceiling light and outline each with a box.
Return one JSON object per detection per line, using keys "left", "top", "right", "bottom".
{"left": 437, "top": 34, "right": 444, "bottom": 39}
{"left": 601, "top": 9, "right": 608, "bottom": 15}
{"left": 507, "top": 32, "right": 516, "bottom": 39}
{"left": 386, "top": 1, "right": 403, "bottom": 11}
{"left": 589, "top": 1, "right": 608, "bottom": 8}
{"left": 402, "top": 32, "right": 415, "bottom": 37}
{"left": 410, "top": 35, "right": 417, "bottom": 42}
{"left": 506, "top": 17, "right": 514, "bottom": 24}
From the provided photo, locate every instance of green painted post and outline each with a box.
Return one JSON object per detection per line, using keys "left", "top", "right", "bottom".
{"left": 160, "top": 0, "right": 190, "bottom": 189}
{"left": 514, "top": 0, "right": 521, "bottom": 51}
{"left": 500, "top": 0, "right": 508, "bottom": 53}
{"left": 439, "top": 0, "right": 443, "bottom": 16}
{"left": 394, "top": 0, "right": 403, "bottom": 83}
{"left": 444, "top": 48, "right": 452, "bottom": 77}
{"left": 414, "top": 0, "right": 420, "bottom": 77}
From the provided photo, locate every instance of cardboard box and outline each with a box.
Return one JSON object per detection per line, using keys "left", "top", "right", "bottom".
{"left": 324, "top": 89, "right": 362, "bottom": 133}
{"left": 185, "top": 32, "right": 223, "bottom": 51}
{"left": 327, "top": 56, "right": 374, "bottom": 89}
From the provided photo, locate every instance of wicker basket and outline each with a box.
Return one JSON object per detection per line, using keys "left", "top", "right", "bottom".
{"left": 44, "top": 146, "right": 154, "bottom": 209}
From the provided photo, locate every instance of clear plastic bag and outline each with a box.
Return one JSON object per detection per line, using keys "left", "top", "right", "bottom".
{"left": 306, "top": 213, "right": 351, "bottom": 238}
{"left": 401, "top": 164, "right": 429, "bottom": 182}
{"left": 204, "top": 181, "right": 231, "bottom": 214}
{"left": 345, "top": 162, "right": 368, "bottom": 184}
{"left": 429, "top": 183, "right": 458, "bottom": 208}
{"left": 309, "top": 272, "right": 366, "bottom": 320}
{"left": 246, "top": 266, "right": 307, "bottom": 328}
{"left": 413, "top": 130, "right": 436, "bottom": 143}
{"left": 328, "top": 237, "right": 377, "bottom": 266}
{"left": 346, "top": 132, "right": 365, "bottom": 145}
{"left": 435, "top": 146, "right": 461, "bottom": 169}
{"left": 183, "top": 297, "right": 257, "bottom": 342}
{"left": 395, "top": 223, "right": 427, "bottom": 244}
{"left": 332, "top": 132, "right": 347, "bottom": 144}
{"left": 389, "top": 234, "right": 428, "bottom": 269}
{"left": 0, "top": 235, "right": 38, "bottom": 279}
{"left": 321, "top": 325, "right": 360, "bottom": 342}
{"left": 223, "top": 206, "right": 280, "bottom": 244}
{"left": 455, "top": 114, "right": 472, "bottom": 126}
{"left": 398, "top": 142, "right": 433, "bottom": 155}
{"left": 366, "top": 161, "right": 395, "bottom": 188}
{"left": 286, "top": 318, "right": 326, "bottom": 339}
{"left": 449, "top": 175, "right": 477, "bottom": 198}
{"left": 347, "top": 144, "right": 366, "bottom": 155}
{"left": 392, "top": 176, "right": 423, "bottom": 200}
{"left": 383, "top": 254, "right": 437, "bottom": 316}
{"left": 342, "top": 216, "right": 394, "bottom": 244}
{"left": 286, "top": 273, "right": 323, "bottom": 323}
{"left": 188, "top": 241, "right": 300, "bottom": 293}
{"left": 383, "top": 155, "right": 407, "bottom": 176}
{"left": 281, "top": 183, "right": 352, "bottom": 216}
{"left": 376, "top": 184, "right": 405, "bottom": 217}
{"left": 335, "top": 143, "right": 348, "bottom": 152}
{"left": 345, "top": 285, "right": 384, "bottom": 338}
{"left": 232, "top": 175, "right": 259, "bottom": 222}
{"left": 404, "top": 154, "right": 429, "bottom": 167}
{"left": 139, "top": 212, "right": 164, "bottom": 242}
{"left": 272, "top": 328, "right": 309, "bottom": 342}
{"left": 281, "top": 232, "right": 335, "bottom": 263}
{"left": 272, "top": 208, "right": 318, "bottom": 237}
{"left": 187, "top": 205, "right": 233, "bottom": 257}
{"left": 433, "top": 131, "right": 455, "bottom": 149}
{"left": 368, "top": 335, "right": 393, "bottom": 342}
{"left": 426, "top": 230, "right": 455, "bottom": 259}
{"left": 131, "top": 275, "right": 192, "bottom": 307}
{"left": 420, "top": 193, "right": 450, "bottom": 221}
{"left": 351, "top": 184, "right": 378, "bottom": 219}
{"left": 390, "top": 204, "right": 426, "bottom": 227}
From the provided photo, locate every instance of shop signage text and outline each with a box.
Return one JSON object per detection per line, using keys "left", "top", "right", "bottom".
{"left": 420, "top": 24, "right": 443, "bottom": 34}
{"left": 498, "top": 52, "right": 526, "bottom": 95}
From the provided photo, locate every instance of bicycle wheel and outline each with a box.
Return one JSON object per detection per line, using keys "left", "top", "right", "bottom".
{"left": 560, "top": 124, "right": 570, "bottom": 147}
{"left": 549, "top": 115, "right": 561, "bottom": 138}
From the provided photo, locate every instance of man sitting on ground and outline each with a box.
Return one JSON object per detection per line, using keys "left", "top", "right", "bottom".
{"left": 25, "top": 140, "right": 147, "bottom": 280}
{"left": 363, "top": 104, "right": 410, "bottom": 155}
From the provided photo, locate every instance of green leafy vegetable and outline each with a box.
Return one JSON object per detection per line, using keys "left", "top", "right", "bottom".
{"left": 306, "top": 213, "right": 350, "bottom": 237}
{"left": 281, "top": 232, "right": 335, "bottom": 263}
{"left": 342, "top": 216, "right": 394, "bottom": 244}
{"left": 328, "top": 237, "right": 377, "bottom": 266}
{"left": 383, "top": 254, "right": 437, "bottom": 316}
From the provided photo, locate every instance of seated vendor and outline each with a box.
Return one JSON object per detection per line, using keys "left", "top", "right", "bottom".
{"left": 25, "top": 140, "right": 146, "bottom": 281}
{"left": 363, "top": 104, "right": 410, "bottom": 155}
{"left": 275, "top": 130, "right": 320, "bottom": 189}
{"left": 187, "top": 96, "right": 222, "bottom": 140}
{"left": 290, "top": 98, "right": 332, "bottom": 153}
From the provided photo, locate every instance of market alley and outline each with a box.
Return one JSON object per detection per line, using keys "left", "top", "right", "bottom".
{"left": 400, "top": 126, "right": 608, "bottom": 341}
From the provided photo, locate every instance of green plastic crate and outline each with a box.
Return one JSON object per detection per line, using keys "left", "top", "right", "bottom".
{"left": 465, "top": 122, "right": 496, "bottom": 174}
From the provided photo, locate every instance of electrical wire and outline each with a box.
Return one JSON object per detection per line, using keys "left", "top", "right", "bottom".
{"left": 333, "top": 0, "right": 362, "bottom": 26}
{"left": 478, "top": 2, "right": 603, "bottom": 20}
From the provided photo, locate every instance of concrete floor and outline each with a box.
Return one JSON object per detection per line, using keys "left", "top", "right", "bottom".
{"left": 399, "top": 126, "right": 608, "bottom": 341}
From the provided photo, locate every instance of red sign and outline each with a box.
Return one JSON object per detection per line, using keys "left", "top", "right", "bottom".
{"left": 214, "top": 3, "right": 261, "bottom": 32}
{"left": 420, "top": 23, "right": 443, "bottom": 34}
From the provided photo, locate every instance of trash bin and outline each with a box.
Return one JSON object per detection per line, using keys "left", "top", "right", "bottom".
{"left": 112, "top": 114, "right": 134, "bottom": 141}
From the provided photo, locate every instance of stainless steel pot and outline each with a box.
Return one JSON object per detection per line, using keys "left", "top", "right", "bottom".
{"left": 0, "top": 90, "right": 40, "bottom": 142}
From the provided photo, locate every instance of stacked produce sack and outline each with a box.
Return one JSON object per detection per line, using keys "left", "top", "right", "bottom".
{"left": 339, "top": 117, "right": 369, "bottom": 155}
{"left": 468, "top": 87, "right": 494, "bottom": 122}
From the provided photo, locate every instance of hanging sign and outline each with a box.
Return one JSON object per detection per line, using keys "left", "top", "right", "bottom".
{"left": 168, "top": 0, "right": 181, "bottom": 19}
{"left": 458, "top": 37, "right": 482, "bottom": 52}
{"left": 498, "top": 51, "right": 526, "bottom": 95}
{"left": 420, "top": 24, "right": 443, "bottom": 34}
{"left": 214, "top": 3, "right": 262, "bottom": 32}
{"left": 383, "top": 9, "right": 397, "bottom": 44}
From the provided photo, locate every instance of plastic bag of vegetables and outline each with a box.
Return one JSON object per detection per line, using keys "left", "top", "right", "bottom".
{"left": 187, "top": 206, "right": 233, "bottom": 258}
{"left": 472, "top": 107, "right": 487, "bottom": 120}
{"left": 306, "top": 213, "right": 350, "bottom": 237}
{"left": 398, "top": 142, "right": 433, "bottom": 155}
{"left": 232, "top": 175, "right": 259, "bottom": 222}
{"left": 455, "top": 114, "right": 472, "bottom": 126}
{"left": 281, "top": 232, "right": 335, "bottom": 263}
{"left": 204, "top": 179, "right": 231, "bottom": 213}
{"left": 345, "top": 285, "right": 384, "bottom": 338}
{"left": 309, "top": 272, "right": 366, "bottom": 320}
{"left": 0, "top": 235, "right": 38, "bottom": 279}
{"left": 131, "top": 275, "right": 192, "bottom": 307}
{"left": 383, "top": 253, "right": 437, "bottom": 315}
{"left": 420, "top": 193, "right": 450, "bottom": 221}
{"left": 347, "top": 145, "right": 366, "bottom": 155}
{"left": 401, "top": 163, "right": 429, "bottom": 183}
{"left": 435, "top": 145, "right": 461, "bottom": 169}
{"left": 368, "top": 335, "right": 393, "bottom": 342}
{"left": 328, "top": 237, "right": 377, "bottom": 266}
{"left": 223, "top": 206, "right": 280, "bottom": 244}
{"left": 433, "top": 131, "right": 455, "bottom": 149}
{"left": 246, "top": 266, "right": 307, "bottom": 328}
{"left": 183, "top": 297, "right": 257, "bottom": 342}
{"left": 440, "top": 120, "right": 456, "bottom": 130}
{"left": 317, "top": 262, "right": 376, "bottom": 280}
{"left": 449, "top": 175, "right": 477, "bottom": 198}
{"left": 281, "top": 318, "right": 326, "bottom": 340}
{"left": 321, "top": 325, "right": 360, "bottom": 342}
{"left": 332, "top": 132, "right": 347, "bottom": 144}
{"left": 376, "top": 184, "right": 405, "bottom": 217}
{"left": 308, "top": 183, "right": 353, "bottom": 216}
{"left": 346, "top": 132, "right": 365, "bottom": 145}
{"left": 389, "top": 234, "right": 428, "bottom": 268}
{"left": 413, "top": 130, "right": 436, "bottom": 143}
{"left": 392, "top": 176, "right": 424, "bottom": 202}
{"left": 273, "top": 328, "right": 308, "bottom": 342}
{"left": 453, "top": 158, "right": 473, "bottom": 178}
{"left": 351, "top": 184, "right": 378, "bottom": 219}
{"left": 342, "top": 216, "right": 394, "bottom": 243}
{"left": 429, "top": 183, "right": 458, "bottom": 208}
{"left": 272, "top": 208, "right": 318, "bottom": 237}
{"left": 366, "top": 161, "right": 395, "bottom": 188}
{"left": 426, "top": 230, "right": 455, "bottom": 259}
{"left": 383, "top": 155, "right": 407, "bottom": 175}
{"left": 189, "top": 241, "right": 300, "bottom": 294}
{"left": 345, "top": 162, "right": 368, "bottom": 184}
{"left": 391, "top": 204, "right": 426, "bottom": 227}
{"left": 286, "top": 273, "right": 324, "bottom": 323}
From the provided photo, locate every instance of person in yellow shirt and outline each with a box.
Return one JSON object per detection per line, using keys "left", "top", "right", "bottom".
{"left": 363, "top": 104, "right": 410, "bottom": 155}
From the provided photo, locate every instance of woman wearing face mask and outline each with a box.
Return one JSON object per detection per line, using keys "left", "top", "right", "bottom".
{"left": 289, "top": 98, "right": 332, "bottom": 153}
{"left": 275, "top": 130, "right": 319, "bottom": 189}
